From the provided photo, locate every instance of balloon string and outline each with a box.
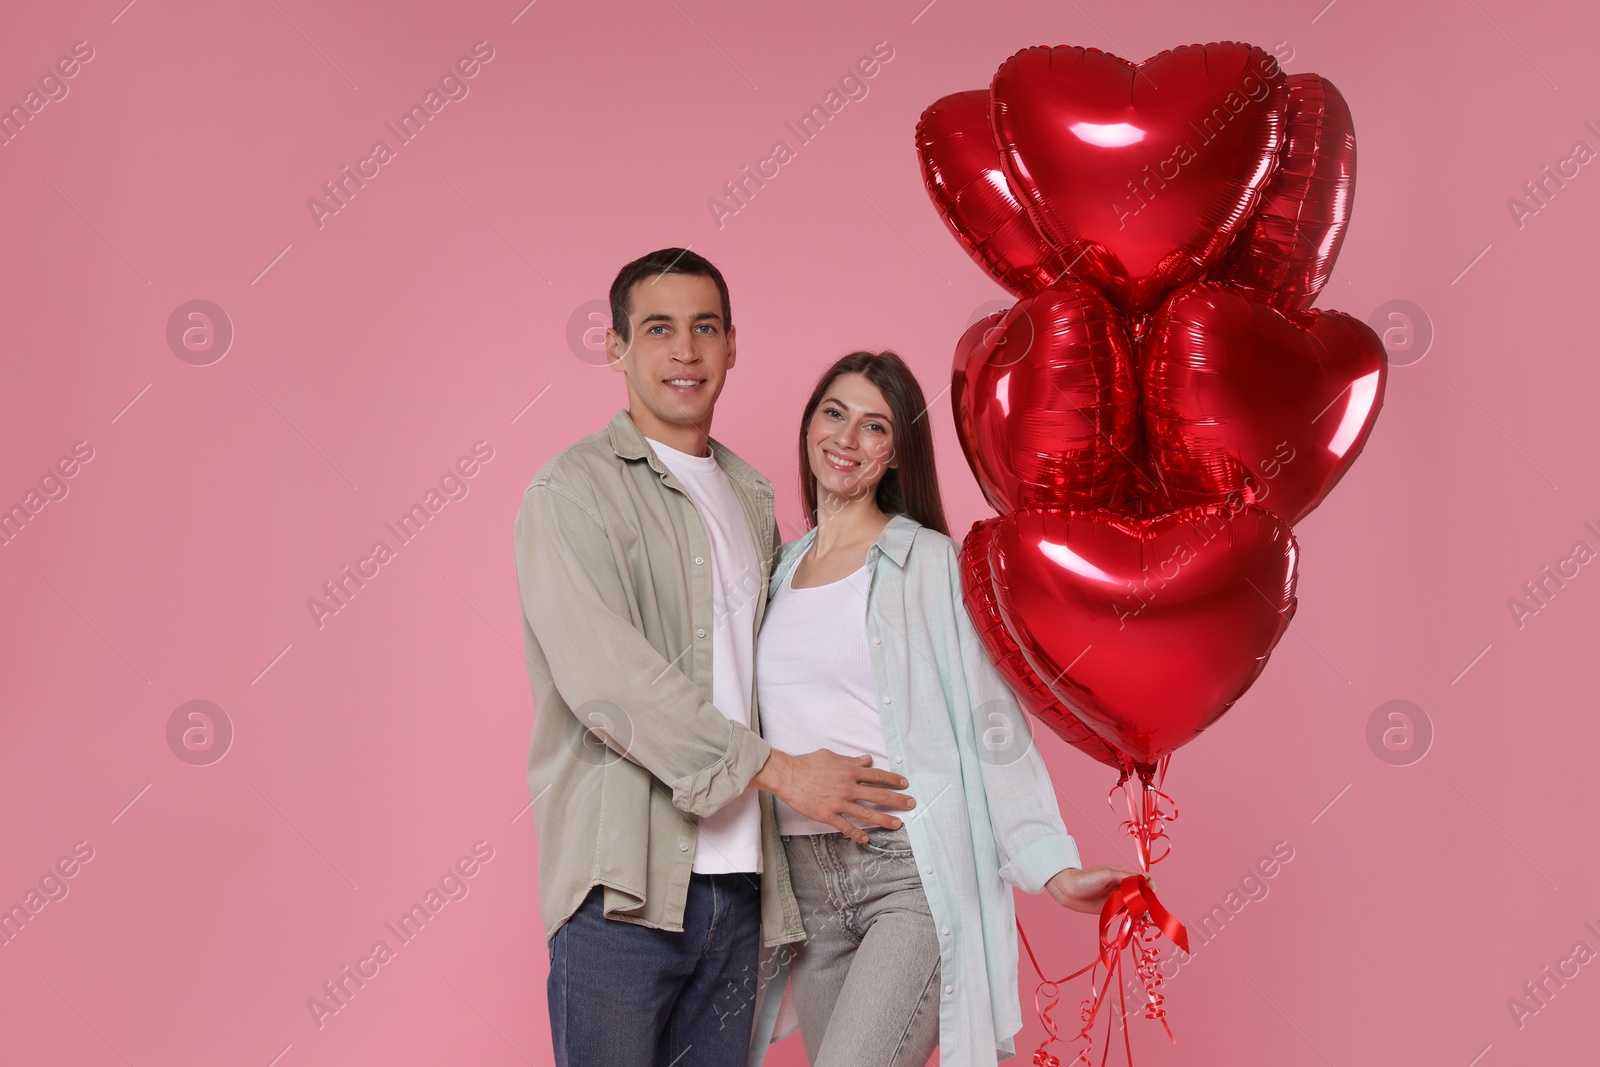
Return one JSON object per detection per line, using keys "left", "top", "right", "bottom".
{"left": 1017, "top": 873, "right": 1189, "bottom": 1067}
{"left": 1109, "top": 758, "right": 1177, "bottom": 874}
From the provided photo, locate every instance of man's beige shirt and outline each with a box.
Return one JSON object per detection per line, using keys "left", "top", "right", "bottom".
{"left": 514, "top": 408, "right": 804, "bottom": 948}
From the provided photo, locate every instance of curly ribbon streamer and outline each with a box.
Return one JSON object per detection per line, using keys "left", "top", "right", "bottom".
{"left": 1113, "top": 761, "right": 1178, "bottom": 872}
{"left": 1018, "top": 759, "right": 1188, "bottom": 1066}
{"left": 1017, "top": 875, "right": 1189, "bottom": 1067}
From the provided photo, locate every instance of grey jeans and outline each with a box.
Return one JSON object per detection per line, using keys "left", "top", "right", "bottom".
{"left": 781, "top": 824, "right": 941, "bottom": 1067}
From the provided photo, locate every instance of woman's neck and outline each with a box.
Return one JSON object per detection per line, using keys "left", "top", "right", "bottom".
{"left": 812, "top": 491, "right": 890, "bottom": 557}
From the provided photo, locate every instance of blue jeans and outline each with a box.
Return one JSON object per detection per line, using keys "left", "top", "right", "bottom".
{"left": 547, "top": 874, "right": 762, "bottom": 1067}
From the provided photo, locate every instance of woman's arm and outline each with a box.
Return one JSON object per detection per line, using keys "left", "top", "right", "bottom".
{"left": 943, "top": 539, "right": 1139, "bottom": 904}
{"left": 943, "top": 539, "right": 1082, "bottom": 891}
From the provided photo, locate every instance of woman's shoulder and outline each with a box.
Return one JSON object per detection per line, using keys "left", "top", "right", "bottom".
{"left": 775, "top": 535, "right": 812, "bottom": 564}
{"left": 771, "top": 535, "right": 815, "bottom": 585}
{"left": 896, "top": 518, "right": 965, "bottom": 585}
{"left": 900, "top": 518, "right": 960, "bottom": 559}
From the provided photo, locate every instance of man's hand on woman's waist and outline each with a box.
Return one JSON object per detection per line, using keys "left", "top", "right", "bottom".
{"left": 752, "top": 749, "right": 915, "bottom": 845}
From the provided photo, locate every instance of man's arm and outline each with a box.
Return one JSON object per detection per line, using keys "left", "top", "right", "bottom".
{"left": 515, "top": 480, "right": 770, "bottom": 818}
{"left": 516, "top": 479, "right": 915, "bottom": 834}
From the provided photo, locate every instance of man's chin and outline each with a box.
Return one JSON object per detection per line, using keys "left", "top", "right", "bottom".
{"left": 644, "top": 403, "right": 714, "bottom": 433}
{"left": 651, "top": 390, "right": 719, "bottom": 424}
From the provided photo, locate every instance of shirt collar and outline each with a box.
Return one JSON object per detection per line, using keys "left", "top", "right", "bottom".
{"left": 605, "top": 407, "right": 652, "bottom": 461}
{"left": 789, "top": 511, "right": 921, "bottom": 568}
{"left": 874, "top": 512, "right": 921, "bottom": 567}
{"left": 605, "top": 408, "right": 771, "bottom": 495}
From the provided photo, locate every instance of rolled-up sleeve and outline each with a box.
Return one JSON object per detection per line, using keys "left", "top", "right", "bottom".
{"left": 946, "top": 544, "right": 1082, "bottom": 894}
{"left": 515, "top": 479, "right": 772, "bottom": 817}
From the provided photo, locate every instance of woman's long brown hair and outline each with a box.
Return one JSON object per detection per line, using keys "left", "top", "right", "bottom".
{"left": 798, "top": 350, "right": 950, "bottom": 536}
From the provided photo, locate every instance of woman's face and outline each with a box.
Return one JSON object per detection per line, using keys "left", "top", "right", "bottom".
{"left": 806, "top": 372, "right": 896, "bottom": 507}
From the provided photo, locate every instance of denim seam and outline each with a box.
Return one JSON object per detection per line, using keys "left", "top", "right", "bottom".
{"left": 666, "top": 998, "right": 685, "bottom": 1067}
{"left": 554, "top": 924, "right": 568, "bottom": 1065}
{"left": 815, "top": 834, "right": 864, "bottom": 944}
{"left": 885, "top": 955, "right": 941, "bottom": 1067}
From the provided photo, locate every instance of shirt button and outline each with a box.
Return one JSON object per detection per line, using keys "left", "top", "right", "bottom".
{"left": 696, "top": 628, "right": 707, "bottom": 638}
{"left": 882, "top": 696, "right": 891, "bottom": 705}
{"left": 695, "top": 556, "right": 705, "bottom": 565}
{"left": 944, "top": 984, "right": 953, "bottom": 994}
{"left": 894, "top": 755, "right": 903, "bottom": 764}
{"left": 942, "top": 926, "right": 951, "bottom": 935}
{"left": 924, "top": 866, "right": 933, "bottom": 874}
{"left": 872, "top": 636, "right": 881, "bottom": 645}
{"left": 679, "top": 842, "right": 689, "bottom": 852}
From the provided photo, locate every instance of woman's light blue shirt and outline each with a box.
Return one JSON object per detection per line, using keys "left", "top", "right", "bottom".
{"left": 748, "top": 513, "right": 1082, "bottom": 1066}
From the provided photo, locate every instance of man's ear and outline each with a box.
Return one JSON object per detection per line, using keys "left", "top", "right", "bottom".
{"left": 725, "top": 324, "right": 738, "bottom": 369}
{"left": 605, "top": 327, "right": 628, "bottom": 372}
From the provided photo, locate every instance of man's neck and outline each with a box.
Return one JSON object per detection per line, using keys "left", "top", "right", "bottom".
{"left": 630, "top": 409, "right": 711, "bottom": 457}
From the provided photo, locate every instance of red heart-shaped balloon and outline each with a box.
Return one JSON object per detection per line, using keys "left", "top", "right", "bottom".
{"left": 990, "top": 505, "right": 1298, "bottom": 764}
{"left": 992, "top": 42, "right": 1287, "bottom": 315}
{"left": 1210, "top": 74, "right": 1357, "bottom": 310}
{"left": 951, "top": 282, "right": 1140, "bottom": 514}
{"left": 1142, "top": 282, "right": 1386, "bottom": 524}
{"left": 916, "top": 90, "right": 1068, "bottom": 297}
{"left": 959, "top": 517, "right": 1129, "bottom": 770}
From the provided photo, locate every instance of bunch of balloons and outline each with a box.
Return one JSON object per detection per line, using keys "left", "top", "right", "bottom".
{"left": 917, "top": 41, "right": 1386, "bottom": 1063}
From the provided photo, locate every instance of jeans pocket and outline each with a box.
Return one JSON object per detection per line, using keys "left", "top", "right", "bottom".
{"left": 859, "top": 825, "right": 914, "bottom": 857}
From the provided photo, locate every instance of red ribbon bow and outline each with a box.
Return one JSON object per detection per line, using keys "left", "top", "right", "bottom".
{"left": 1018, "top": 874, "right": 1189, "bottom": 1067}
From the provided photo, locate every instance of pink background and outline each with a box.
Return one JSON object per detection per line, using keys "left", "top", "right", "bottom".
{"left": 2, "top": 0, "right": 1595, "bottom": 1064}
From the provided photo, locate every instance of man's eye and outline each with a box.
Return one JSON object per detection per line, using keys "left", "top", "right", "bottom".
{"left": 649, "top": 325, "right": 667, "bottom": 334}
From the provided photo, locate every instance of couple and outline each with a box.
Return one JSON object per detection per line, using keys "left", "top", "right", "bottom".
{"left": 514, "top": 248, "right": 1136, "bottom": 1067}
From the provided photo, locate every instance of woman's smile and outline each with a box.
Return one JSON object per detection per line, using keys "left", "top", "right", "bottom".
{"left": 822, "top": 448, "right": 862, "bottom": 471}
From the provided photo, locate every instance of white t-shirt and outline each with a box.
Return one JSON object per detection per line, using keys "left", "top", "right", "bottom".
{"left": 755, "top": 544, "right": 891, "bottom": 836}
{"left": 645, "top": 437, "right": 764, "bottom": 873}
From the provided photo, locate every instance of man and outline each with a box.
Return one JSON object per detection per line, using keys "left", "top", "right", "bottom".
{"left": 514, "top": 248, "right": 915, "bottom": 1066}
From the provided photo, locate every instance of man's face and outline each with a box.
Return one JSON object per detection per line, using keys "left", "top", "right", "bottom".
{"left": 607, "top": 272, "right": 736, "bottom": 444}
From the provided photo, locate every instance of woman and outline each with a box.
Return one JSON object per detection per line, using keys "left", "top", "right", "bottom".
{"left": 748, "top": 351, "right": 1137, "bottom": 1067}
